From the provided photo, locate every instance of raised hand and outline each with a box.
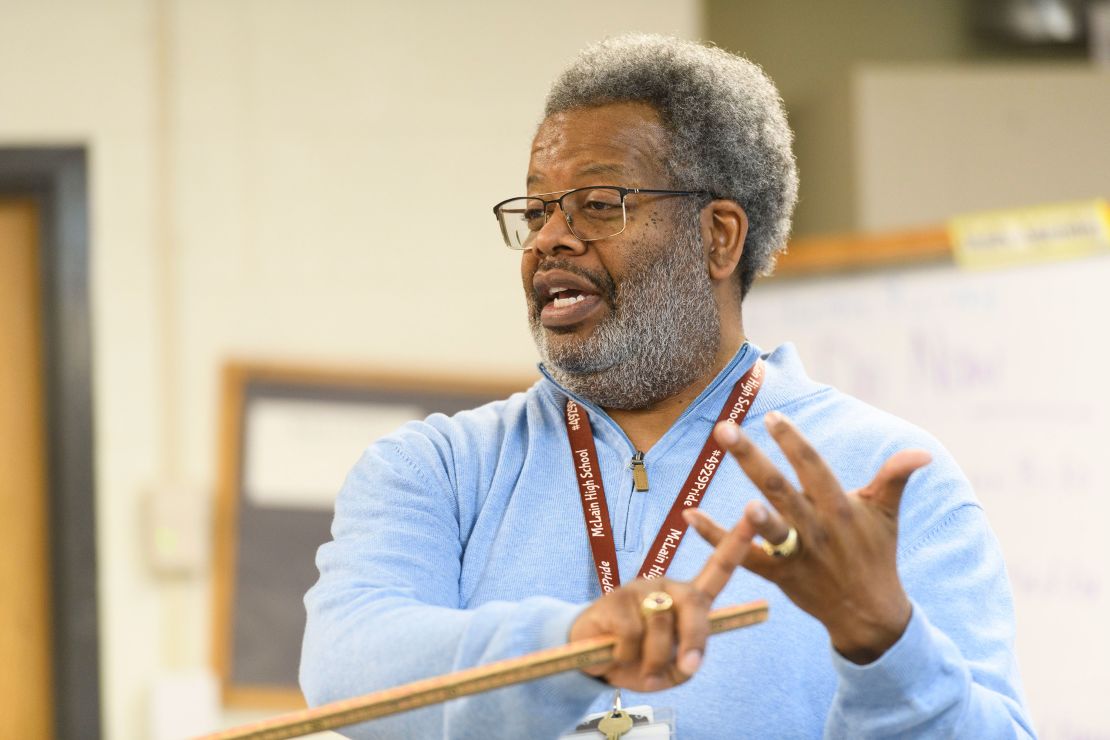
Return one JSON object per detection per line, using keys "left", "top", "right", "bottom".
{"left": 685, "top": 411, "right": 933, "bottom": 664}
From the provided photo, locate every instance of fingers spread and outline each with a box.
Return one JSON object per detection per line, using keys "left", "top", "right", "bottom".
{"left": 860, "top": 449, "right": 932, "bottom": 515}
{"left": 726, "top": 500, "right": 800, "bottom": 577}
{"left": 764, "top": 411, "right": 844, "bottom": 511}
{"left": 683, "top": 507, "right": 729, "bottom": 546}
{"left": 714, "top": 421, "right": 804, "bottom": 520}
{"left": 686, "top": 508, "right": 758, "bottom": 598}
{"left": 744, "top": 499, "right": 792, "bottom": 547}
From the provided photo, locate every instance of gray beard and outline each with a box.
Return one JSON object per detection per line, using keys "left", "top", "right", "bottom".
{"left": 528, "top": 223, "right": 721, "bottom": 410}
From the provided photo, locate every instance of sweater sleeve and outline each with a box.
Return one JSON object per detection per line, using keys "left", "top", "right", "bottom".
{"left": 298, "top": 432, "right": 606, "bottom": 739}
{"left": 824, "top": 504, "right": 1035, "bottom": 738}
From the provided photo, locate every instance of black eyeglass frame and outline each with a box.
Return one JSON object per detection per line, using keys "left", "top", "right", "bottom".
{"left": 491, "top": 185, "right": 713, "bottom": 249}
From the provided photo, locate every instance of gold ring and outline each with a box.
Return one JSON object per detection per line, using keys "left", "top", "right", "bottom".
{"left": 640, "top": 591, "right": 675, "bottom": 619}
{"left": 760, "top": 527, "right": 799, "bottom": 558}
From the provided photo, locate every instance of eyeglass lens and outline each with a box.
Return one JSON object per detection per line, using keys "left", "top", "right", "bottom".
{"left": 496, "top": 187, "right": 627, "bottom": 249}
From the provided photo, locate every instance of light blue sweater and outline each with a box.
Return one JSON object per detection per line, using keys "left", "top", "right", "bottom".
{"left": 301, "top": 343, "right": 1034, "bottom": 738}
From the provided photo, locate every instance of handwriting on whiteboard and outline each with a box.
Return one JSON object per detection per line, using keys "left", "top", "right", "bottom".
{"left": 746, "top": 256, "right": 1110, "bottom": 740}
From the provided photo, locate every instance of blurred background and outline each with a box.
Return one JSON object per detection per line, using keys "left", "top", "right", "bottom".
{"left": 1, "top": 1, "right": 1107, "bottom": 738}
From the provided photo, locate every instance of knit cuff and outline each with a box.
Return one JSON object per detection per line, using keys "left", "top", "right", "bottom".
{"left": 829, "top": 602, "right": 966, "bottom": 708}
{"left": 534, "top": 600, "right": 611, "bottom": 701}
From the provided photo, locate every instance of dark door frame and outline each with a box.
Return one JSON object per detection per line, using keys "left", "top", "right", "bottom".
{"left": 0, "top": 147, "right": 100, "bottom": 739}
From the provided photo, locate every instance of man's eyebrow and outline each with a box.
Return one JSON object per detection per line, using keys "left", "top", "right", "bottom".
{"left": 577, "top": 163, "right": 628, "bottom": 179}
{"left": 526, "top": 162, "right": 629, "bottom": 187}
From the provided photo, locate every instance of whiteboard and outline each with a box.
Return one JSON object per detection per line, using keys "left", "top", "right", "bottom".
{"left": 746, "top": 256, "right": 1110, "bottom": 739}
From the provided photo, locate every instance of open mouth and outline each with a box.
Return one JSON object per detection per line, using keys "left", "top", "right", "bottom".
{"left": 533, "top": 270, "right": 608, "bottom": 328}
{"left": 547, "top": 287, "right": 589, "bottom": 308}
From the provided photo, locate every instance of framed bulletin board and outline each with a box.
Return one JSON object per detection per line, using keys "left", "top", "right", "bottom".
{"left": 210, "top": 362, "right": 534, "bottom": 708}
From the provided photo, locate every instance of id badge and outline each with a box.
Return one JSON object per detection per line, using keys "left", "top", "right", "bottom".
{"left": 559, "top": 705, "right": 676, "bottom": 739}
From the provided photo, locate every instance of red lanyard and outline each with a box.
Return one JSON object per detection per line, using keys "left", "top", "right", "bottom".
{"left": 563, "top": 359, "right": 765, "bottom": 593}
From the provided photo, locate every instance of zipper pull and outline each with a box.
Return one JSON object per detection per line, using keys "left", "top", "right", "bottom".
{"left": 630, "top": 451, "right": 649, "bottom": 492}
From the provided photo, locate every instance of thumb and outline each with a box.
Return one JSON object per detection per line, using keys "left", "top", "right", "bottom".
{"left": 861, "top": 449, "right": 932, "bottom": 515}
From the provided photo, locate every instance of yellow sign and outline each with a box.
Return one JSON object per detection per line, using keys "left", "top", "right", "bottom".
{"left": 948, "top": 199, "right": 1110, "bottom": 269}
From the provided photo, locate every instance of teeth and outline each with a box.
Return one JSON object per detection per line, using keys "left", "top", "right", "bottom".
{"left": 549, "top": 287, "right": 568, "bottom": 295}
{"left": 552, "top": 295, "right": 585, "bottom": 308}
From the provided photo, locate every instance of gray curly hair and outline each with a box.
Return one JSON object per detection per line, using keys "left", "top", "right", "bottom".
{"left": 544, "top": 34, "right": 798, "bottom": 299}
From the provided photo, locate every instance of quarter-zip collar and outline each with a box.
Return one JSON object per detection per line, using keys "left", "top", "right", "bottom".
{"left": 537, "top": 341, "right": 759, "bottom": 454}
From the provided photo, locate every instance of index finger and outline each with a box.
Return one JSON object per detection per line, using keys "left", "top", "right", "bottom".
{"left": 687, "top": 508, "right": 759, "bottom": 598}
{"left": 764, "top": 411, "right": 845, "bottom": 512}
{"left": 713, "top": 420, "right": 807, "bottom": 522}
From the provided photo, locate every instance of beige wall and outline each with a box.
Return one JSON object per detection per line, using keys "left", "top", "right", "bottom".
{"left": 0, "top": 1, "right": 701, "bottom": 737}
{"left": 854, "top": 64, "right": 1110, "bottom": 230}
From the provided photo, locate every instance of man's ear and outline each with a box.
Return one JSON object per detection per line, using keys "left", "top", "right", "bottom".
{"left": 702, "top": 200, "right": 748, "bottom": 282}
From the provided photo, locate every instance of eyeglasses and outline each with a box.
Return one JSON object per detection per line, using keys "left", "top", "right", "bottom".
{"left": 491, "top": 186, "right": 710, "bottom": 250}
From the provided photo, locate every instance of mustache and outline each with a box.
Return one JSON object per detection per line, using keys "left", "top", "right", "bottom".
{"left": 531, "top": 258, "right": 618, "bottom": 306}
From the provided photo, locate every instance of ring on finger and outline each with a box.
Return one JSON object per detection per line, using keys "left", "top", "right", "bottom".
{"left": 760, "top": 527, "right": 799, "bottom": 558}
{"left": 639, "top": 591, "right": 674, "bottom": 619}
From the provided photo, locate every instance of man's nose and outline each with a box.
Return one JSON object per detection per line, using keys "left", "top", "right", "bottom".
{"left": 530, "top": 204, "right": 587, "bottom": 257}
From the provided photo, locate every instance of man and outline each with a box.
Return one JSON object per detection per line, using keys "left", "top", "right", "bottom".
{"left": 301, "top": 35, "right": 1033, "bottom": 738}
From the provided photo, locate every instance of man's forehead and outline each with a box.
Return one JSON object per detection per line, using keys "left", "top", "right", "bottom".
{"left": 526, "top": 161, "right": 628, "bottom": 188}
{"left": 527, "top": 102, "right": 668, "bottom": 187}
